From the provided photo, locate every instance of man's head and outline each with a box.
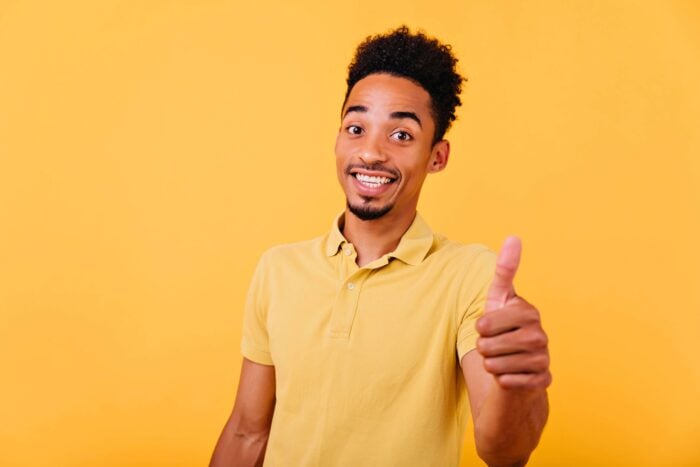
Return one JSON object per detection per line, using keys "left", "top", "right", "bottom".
{"left": 343, "top": 25, "right": 465, "bottom": 146}
{"left": 336, "top": 26, "right": 465, "bottom": 222}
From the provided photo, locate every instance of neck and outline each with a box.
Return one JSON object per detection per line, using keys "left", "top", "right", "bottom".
{"left": 342, "top": 207, "right": 417, "bottom": 267}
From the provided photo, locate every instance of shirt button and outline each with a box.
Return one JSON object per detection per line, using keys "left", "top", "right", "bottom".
{"left": 344, "top": 247, "right": 352, "bottom": 256}
{"left": 347, "top": 282, "right": 355, "bottom": 290}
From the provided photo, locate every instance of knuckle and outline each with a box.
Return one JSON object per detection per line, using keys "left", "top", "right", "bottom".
{"left": 534, "top": 353, "right": 549, "bottom": 371}
{"left": 526, "top": 308, "right": 541, "bottom": 324}
{"left": 496, "top": 263, "right": 516, "bottom": 277}
{"left": 531, "top": 373, "right": 547, "bottom": 388}
{"left": 476, "top": 316, "right": 489, "bottom": 334}
{"left": 525, "top": 375, "right": 535, "bottom": 388}
{"left": 519, "top": 296, "right": 535, "bottom": 308}
{"left": 533, "top": 372, "right": 551, "bottom": 389}
{"left": 530, "top": 331, "right": 548, "bottom": 349}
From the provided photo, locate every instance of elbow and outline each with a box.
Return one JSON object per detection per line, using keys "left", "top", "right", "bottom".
{"left": 229, "top": 414, "right": 272, "bottom": 452}
{"left": 229, "top": 406, "right": 273, "bottom": 442}
{"left": 474, "top": 429, "right": 539, "bottom": 467}
{"left": 473, "top": 393, "right": 549, "bottom": 466}
{"left": 476, "top": 449, "right": 530, "bottom": 467}
{"left": 209, "top": 417, "right": 272, "bottom": 467}
{"left": 475, "top": 445, "right": 529, "bottom": 467}
{"left": 232, "top": 426, "right": 270, "bottom": 447}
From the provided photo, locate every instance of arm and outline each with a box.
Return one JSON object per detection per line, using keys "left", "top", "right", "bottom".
{"left": 210, "top": 358, "right": 276, "bottom": 467}
{"left": 461, "top": 237, "right": 551, "bottom": 467}
{"left": 461, "top": 312, "right": 549, "bottom": 467}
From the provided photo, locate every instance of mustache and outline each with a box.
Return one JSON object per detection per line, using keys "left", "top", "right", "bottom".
{"left": 345, "top": 163, "right": 400, "bottom": 179}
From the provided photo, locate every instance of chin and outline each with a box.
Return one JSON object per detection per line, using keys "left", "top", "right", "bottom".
{"left": 347, "top": 199, "right": 394, "bottom": 221}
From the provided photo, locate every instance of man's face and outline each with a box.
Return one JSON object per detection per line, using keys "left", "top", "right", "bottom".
{"left": 335, "top": 73, "right": 449, "bottom": 221}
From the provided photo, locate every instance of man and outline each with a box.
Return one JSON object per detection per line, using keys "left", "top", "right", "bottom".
{"left": 211, "top": 26, "right": 550, "bottom": 467}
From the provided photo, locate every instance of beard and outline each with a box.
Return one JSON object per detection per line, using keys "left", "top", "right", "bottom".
{"left": 343, "top": 163, "right": 400, "bottom": 221}
{"left": 347, "top": 197, "right": 394, "bottom": 221}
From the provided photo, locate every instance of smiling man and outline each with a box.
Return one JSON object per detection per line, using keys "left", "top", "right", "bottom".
{"left": 211, "top": 26, "right": 551, "bottom": 467}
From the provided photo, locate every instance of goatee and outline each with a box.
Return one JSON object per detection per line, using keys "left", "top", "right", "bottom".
{"left": 347, "top": 198, "right": 394, "bottom": 221}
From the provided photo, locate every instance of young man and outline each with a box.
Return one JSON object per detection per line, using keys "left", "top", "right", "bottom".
{"left": 211, "top": 26, "right": 551, "bottom": 467}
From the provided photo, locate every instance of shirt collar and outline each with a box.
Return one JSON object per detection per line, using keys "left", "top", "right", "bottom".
{"left": 324, "top": 212, "right": 434, "bottom": 266}
{"left": 325, "top": 212, "right": 347, "bottom": 257}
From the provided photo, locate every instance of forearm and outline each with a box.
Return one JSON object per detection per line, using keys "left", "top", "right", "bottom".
{"left": 211, "top": 359, "right": 276, "bottom": 466}
{"left": 209, "top": 418, "right": 270, "bottom": 467}
{"left": 473, "top": 383, "right": 549, "bottom": 467}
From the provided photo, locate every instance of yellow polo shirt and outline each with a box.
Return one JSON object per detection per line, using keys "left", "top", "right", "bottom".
{"left": 241, "top": 213, "right": 496, "bottom": 466}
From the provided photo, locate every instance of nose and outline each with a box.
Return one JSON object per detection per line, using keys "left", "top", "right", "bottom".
{"left": 358, "top": 134, "right": 387, "bottom": 165}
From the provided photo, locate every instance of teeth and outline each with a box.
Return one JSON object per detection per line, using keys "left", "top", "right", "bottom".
{"left": 355, "top": 173, "right": 393, "bottom": 185}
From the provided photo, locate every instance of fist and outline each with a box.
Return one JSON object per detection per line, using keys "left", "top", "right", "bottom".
{"left": 476, "top": 237, "right": 551, "bottom": 390}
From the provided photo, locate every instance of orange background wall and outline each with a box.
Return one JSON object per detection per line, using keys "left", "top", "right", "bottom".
{"left": 1, "top": 1, "right": 699, "bottom": 465}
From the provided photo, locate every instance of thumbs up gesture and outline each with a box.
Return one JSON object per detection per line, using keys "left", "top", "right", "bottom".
{"left": 476, "top": 237, "right": 552, "bottom": 390}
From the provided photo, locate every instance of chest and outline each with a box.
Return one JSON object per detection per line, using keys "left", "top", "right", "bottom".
{"left": 264, "top": 260, "right": 461, "bottom": 391}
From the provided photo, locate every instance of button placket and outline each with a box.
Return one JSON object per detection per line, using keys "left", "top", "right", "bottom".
{"left": 329, "top": 270, "right": 369, "bottom": 338}
{"left": 337, "top": 243, "right": 358, "bottom": 283}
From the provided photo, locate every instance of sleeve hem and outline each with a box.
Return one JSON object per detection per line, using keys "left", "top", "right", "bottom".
{"left": 457, "top": 332, "right": 478, "bottom": 365}
{"left": 241, "top": 343, "right": 274, "bottom": 366}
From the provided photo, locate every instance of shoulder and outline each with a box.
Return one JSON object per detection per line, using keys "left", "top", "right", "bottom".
{"left": 427, "top": 235, "right": 497, "bottom": 316}
{"left": 430, "top": 233, "right": 496, "bottom": 271}
{"left": 426, "top": 234, "right": 497, "bottom": 301}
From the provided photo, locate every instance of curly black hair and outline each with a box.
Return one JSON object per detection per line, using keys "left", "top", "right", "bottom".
{"left": 343, "top": 25, "right": 466, "bottom": 145}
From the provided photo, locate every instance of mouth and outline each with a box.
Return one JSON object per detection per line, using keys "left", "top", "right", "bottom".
{"left": 348, "top": 167, "right": 399, "bottom": 189}
{"left": 347, "top": 169, "right": 398, "bottom": 198}
{"left": 353, "top": 172, "right": 396, "bottom": 188}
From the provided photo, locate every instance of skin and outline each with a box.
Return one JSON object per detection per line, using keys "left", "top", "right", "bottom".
{"left": 209, "top": 359, "right": 275, "bottom": 467}
{"left": 462, "top": 236, "right": 551, "bottom": 466}
{"left": 334, "top": 73, "right": 450, "bottom": 266}
{"left": 210, "top": 73, "right": 550, "bottom": 467}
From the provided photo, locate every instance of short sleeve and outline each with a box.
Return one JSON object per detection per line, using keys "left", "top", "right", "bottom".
{"left": 240, "top": 254, "right": 274, "bottom": 365}
{"left": 456, "top": 248, "right": 497, "bottom": 364}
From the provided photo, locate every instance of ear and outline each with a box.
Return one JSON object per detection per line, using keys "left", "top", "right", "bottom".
{"left": 428, "top": 140, "right": 450, "bottom": 173}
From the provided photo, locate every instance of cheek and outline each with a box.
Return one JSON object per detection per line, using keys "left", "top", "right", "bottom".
{"left": 334, "top": 135, "right": 353, "bottom": 157}
{"left": 334, "top": 138, "right": 355, "bottom": 169}
{"left": 401, "top": 162, "right": 429, "bottom": 187}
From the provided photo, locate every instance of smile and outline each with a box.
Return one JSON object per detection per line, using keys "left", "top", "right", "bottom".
{"left": 354, "top": 173, "right": 395, "bottom": 188}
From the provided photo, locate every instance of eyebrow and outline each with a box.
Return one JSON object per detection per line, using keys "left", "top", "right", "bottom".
{"left": 343, "top": 105, "right": 422, "bottom": 128}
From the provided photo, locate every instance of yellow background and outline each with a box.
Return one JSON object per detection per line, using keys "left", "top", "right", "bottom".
{"left": 1, "top": 1, "right": 699, "bottom": 465}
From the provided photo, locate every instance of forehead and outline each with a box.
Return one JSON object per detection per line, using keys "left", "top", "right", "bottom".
{"left": 343, "top": 73, "right": 433, "bottom": 117}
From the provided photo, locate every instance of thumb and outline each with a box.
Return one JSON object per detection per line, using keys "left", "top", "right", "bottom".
{"left": 485, "top": 236, "right": 521, "bottom": 313}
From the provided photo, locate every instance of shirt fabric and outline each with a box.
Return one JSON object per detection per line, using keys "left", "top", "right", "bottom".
{"left": 241, "top": 212, "right": 496, "bottom": 467}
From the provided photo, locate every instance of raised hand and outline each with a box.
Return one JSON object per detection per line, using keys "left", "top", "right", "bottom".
{"left": 476, "top": 236, "right": 551, "bottom": 390}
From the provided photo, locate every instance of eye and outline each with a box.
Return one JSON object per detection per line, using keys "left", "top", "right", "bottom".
{"left": 346, "top": 125, "right": 363, "bottom": 135}
{"left": 391, "top": 130, "right": 413, "bottom": 142}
